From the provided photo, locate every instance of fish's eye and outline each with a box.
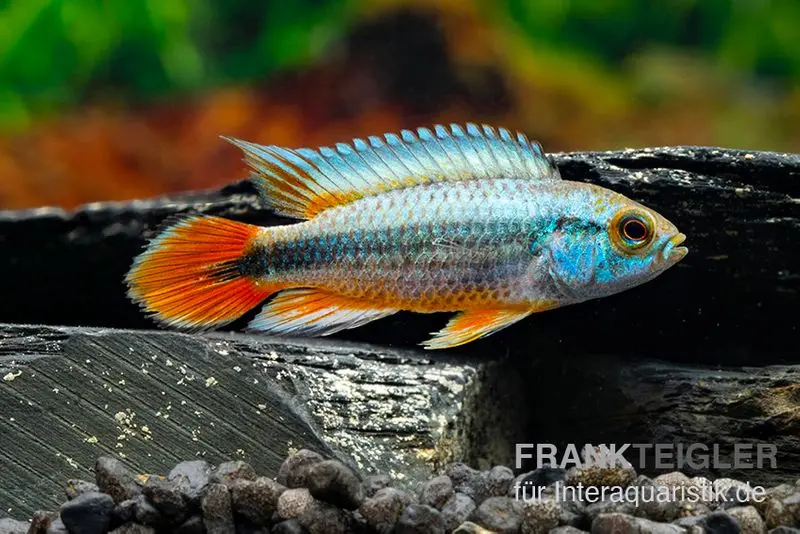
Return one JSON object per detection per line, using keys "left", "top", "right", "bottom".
{"left": 610, "top": 210, "right": 655, "bottom": 253}
{"left": 622, "top": 217, "right": 648, "bottom": 242}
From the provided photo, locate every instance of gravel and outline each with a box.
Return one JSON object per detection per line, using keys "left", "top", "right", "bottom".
{"left": 8, "top": 453, "right": 800, "bottom": 533}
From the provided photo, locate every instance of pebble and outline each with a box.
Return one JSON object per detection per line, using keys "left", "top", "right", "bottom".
{"left": 201, "top": 483, "right": 234, "bottom": 534}
{"left": 229, "top": 477, "right": 286, "bottom": 526}
{"left": 510, "top": 467, "right": 566, "bottom": 498}
{"left": 726, "top": 506, "right": 767, "bottom": 534}
{"left": 446, "top": 463, "right": 488, "bottom": 504}
{"left": 486, "top": 466, "right": 515, "bottom": 498}
{"left": 441, "top": 493, "right": 476, "bottom": 531}
{"left": 592, "top": 512, "right": 685, "bottom": 534}
{"left": 769, "top": 528, "right": 800, "bottom": 534}
{"left": 0, "top": 518, "right": 29, "bottom": 534}
{"left": 452, "top": 521, "right": 495, "bottom": 533}
{"left": 565, "top": 464, "right": 636, "bottom": 488}
{"left": 45, "top": 518, "right": 68, "bottom": 534}
{"left": 520, "top": 497, "right": 560, "bottom": 534}
{"left": 59, "top": 491, "right": 115, "bottom": 534}
{"left": 363, "top": 474, "right": 393, "bottom": 498}
{"left": 132, "top": 494, "right": 163, "bottom": 527}
{"left": 277, "top": 449, "right": 324, "bottom": 489}
{"left": 278, "top": 488, "right": 314, "bottom": 520}
{"left": 359, "top": 487, "right": 416, "bottom": 532}
{"left": 470, "top": 496, "right": 523, "bottom": 532}
{"left": 95, "top": 456, "right": 141, "bottom": 503}
{"left": 700, "top": 511, "right": 743, "bottom": 534}
{"left": 209, "top": 461, "right": 257, "bottom": 486}
{"left": 305, "top": 459, "right": 364, "bottom": 509}
{"left": 64, "top": 479, "right": 100, "bottom": 501}
{"left": 653, "top": 471, "right": 693, "bottom": 490}
{"left": 395, "top": 503, "right": 446, "bottom": 534}
{"left": 108, "top": 525, "right": 156, "bottom": 534}
{"left": 297, "top": 498, "right": 351, "bottom": 534}
{"left": 173, "top": 515, "right": 206, "bottom": 534}
{"left": 418, "top": 475, "right": 454, "bottom": 510}
{"left": 169, "top": 460, "right": 212, "bottom": 507}
{"left": 272, "top": 519, "right": 310, "bottom": 534}
{"left": 550, "top": 527, "right": 589, "bottom": 534}
{"left": 142, "top": 476, "right": 188, "bottom": 525}
{"left": 28, "top": 510, "right": 57, "bottom": 534}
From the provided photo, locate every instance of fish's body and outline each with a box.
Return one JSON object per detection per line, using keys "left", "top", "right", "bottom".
{"left": 126, "top": 123, "right": 688, "bottom": 349}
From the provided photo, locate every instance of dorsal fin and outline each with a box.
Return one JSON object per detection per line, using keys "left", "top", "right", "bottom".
{"left": 223, "top": 123, "right": 560, "bottom": 219}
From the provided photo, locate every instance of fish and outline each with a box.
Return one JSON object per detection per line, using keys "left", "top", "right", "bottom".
{"left": 125, "top": 123, "right": 688, "bottom": 349}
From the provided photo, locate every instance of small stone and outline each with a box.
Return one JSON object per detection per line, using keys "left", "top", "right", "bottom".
{"left": 64, "top": 479, "right": 100, "bottom": 500}
{"left": 592, "top": 512, "right": 685, "bottom": 534}
{"left": 201, "top": 483, "right": 234, "bottom": 534}
{"left": 565, "top": 464, "right": 636, "bottom": 488}
{"left": 511, "top": 468, "right": 567, "bottom": 496}
{"left": 764, "top": 492, "right": 800, "bottom": 530}
{"left": 653, "top": 472, "right": 693, "bottom": 490}
{"left": 714, "top": 479, "right": 750, "bottom": 495}
{"left": 754, "top": 485, "right": 797, "bottom": 517}
{"left": 142, "top": 477, "right": 188, "bottom": 525}
{"left": 452, "top": 521, "right": 494, "bottom": 533}
{"left": 446, "top": 463, "right": 488, "bottom": 504}
{"left": 395, "top": 503, "right": 446, "bottom": 534}
{"left": 108, "top": 525, "right": 157, "bottom": 534}
{"left": 363, "top": 474, "right": 392, "bottom": 498}
{"left": 229, "top": 477, "right": 286, "bottom": 525}
{"left": 550, "top": 527, "right": 589, "bottom": 534}
{"left": 418, "top": 475, "right": 454, "bottom": 510}
{"left": 272, "top": 519, "right": 310, "bottom": 534}
{"left": 306, "top": 459, "right": 364, "bottom": 510}
{"left": 700, "top": 511, "right": 743, "bottom": 534}
{"left": 0, "top": 518, "right": 29, "bottom": 534}
{"left": 634, "top": 477, "right": 683, "bottom": 522}
{"left": 584, "top": 499, "right": 637, "bottom": 520}
{"left": 59, "top": 491, "right": 115, "bottom": 534}
{"left": 297, "top": 499, "right": 350, "bottom": 534}
{"left": 173, "top": 515, "right": 205, "bottom": 534}
{"left": 470, "top": 496, "right": 523, "bottom": 532}
{"left": 45, "top": 518, "right": 68, "bottom": 534}
{"left": 769, "top": 528, "right": 800, "bottom": 534}
{"left": 278, "top": 488, "right": 314, "bottom": 520}
{"left": 486, "top": 466, "right": 515, "bottom": 498}
{"left": 277, "top": 449, "right": 324, "bottom": 489}
{"left": 28, "top": 510, "right": 57, "bottom": 534}
{"left": 359, "top": 487, "right": 416, "bottom": 532}
{"left": 726, "top": 506, "right": 766, "bottom": 534}
{"left": 133, "top": 494, "right": 163, "bottom": 527}
{"left": 441, "top": 493, "right": 476, "bottom": 532}
{"left": 95, "top": 456, "right": 141, "bottom": 503}
{"left": 169, "top": 460, "right": 212, "bottom": 507}
{"left": 210, "top": 461, "right": 257, "bottom": 486}
{"left": 520, "top": 497, "right": 560, "bottom": 534}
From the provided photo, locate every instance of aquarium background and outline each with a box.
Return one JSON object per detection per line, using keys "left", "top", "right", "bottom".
{"left": 1, "top": 0, "right": 799, "bottom": 209}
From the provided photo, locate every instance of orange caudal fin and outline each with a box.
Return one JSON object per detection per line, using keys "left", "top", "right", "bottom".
{"left": 125, "top": 215, "right": 280, "bottom": 331}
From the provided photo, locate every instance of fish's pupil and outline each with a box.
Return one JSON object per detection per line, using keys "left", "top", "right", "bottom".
{"left": 622, "top": 218, "right": 647, "bottom": 241}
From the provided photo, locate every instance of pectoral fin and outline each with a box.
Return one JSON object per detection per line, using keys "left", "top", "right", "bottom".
{"left": 422, "top": 308, "right": 534, "bottom": 350}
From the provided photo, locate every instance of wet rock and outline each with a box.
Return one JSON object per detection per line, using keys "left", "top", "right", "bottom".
{"left": 441, "top": 493, "right": 477, "bottom": 532}
{"left": 142, "top": 476, "right": 188, "bottom": 525}
{"left": 584, "top": 499, "right": 637, "bottom": 520}
{"left": 277, "top": 488, "right": 314, "bottom": 520}
{"left": 592, "top": 512, "right": 685, "bottom": 534}
{"left": 633, "top": 476, "right": 684, "bottom": 522}
{"left": 45, "top": 518, "right": 68, "bottom": 534}
{"left": 297, "top": 499, "right": 350, "bottom": 534}
{"left": 64, "top": 479, "right": 100, "bottom": 501}
{"left": 470, "top": 496, "right": 523, "bottom": 533}
{"left": 0, "top": 518, "right": 29, "bottom": 534}
{"left": 306, "top": 459, "right": 364, "bottom": 510}
{"left": 363, "top": 474, "right": 392, "bottom": 498}
{"left": 395, "top": 503, "right": 446, "bottom": 534}
{"left": 754, "top": 485, "right": 797, "bottom": 517}
{"left": 277, "top": 450, "right": 325, "bottom": 489}
{"left": 359, "top": 487, "right": 415, "bottom": 533}
{"left": 418, "top": 475, "right": 454, "bottom": 510}
{"left": 201, "top": 483, "right": 234, "bottom": 534}
{"left": 133, "top": 494, "right": 163, "bottom": 527}
{"left": 551, "top": 527, "right": 589, "bottom": 534}
{"left": 108, "top": 525, "right": 157, "bottom": 534}
{"left": 28, "top": 510, "right": 57, "bottom": 534}
{"left": 272, "top": 519, "right": 310, "bottom": 534}
{"left": 95, "top": 456, "right": 141, "bottom": 503}
{"left": 173, "top": 515, "right": 206, "bottom": 534}
{"left": 764, "top": 492, "right": 800, "bottom": 530}
{"left": 230, "top": 477, "right": 286, "bottom": 525}
{"left": 726, "top": 506, "right": 766, "bottom": 534}
{"left": 769, "top": 528, "right": 800, "bottom": 534}
{"left": 169, "top": 460, "right": 212, "bottom": 507}
{"left": 452, "top": 522, "right": 495, "bottom": 533}
{"left": 446, "top": 463, "right": 488, "bottom": 504}
{"left": 653, "top": 472, "right": 693, "bottom": 490}
{"left": 520, "top": 497, "right": 560, "bottom": 534}
{"left": 699, "top": 511, "right": 743, "bottom": 534}
{"left": 59, "top": 491, "right": 114, "bottom": 534}
{"left": 565, "top": 464, "right": 636, "bottom": 488}
{"left": 210, "top": 461, "right": 257, "bottom": 486}
{"left": 486, "top": 466, "right": 515, "bottom": 498}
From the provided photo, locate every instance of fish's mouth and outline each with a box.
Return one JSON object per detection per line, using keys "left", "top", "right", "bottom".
{"left": 662, "top": 233, "right": 688, "bottom": 262}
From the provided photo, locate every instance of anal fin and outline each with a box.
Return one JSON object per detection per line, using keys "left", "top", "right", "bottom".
{"left": 423, "top": 306, "right": 544, "bottom": 350}
{"left": 247, "top": 288, "right": 398, "bottom": 337}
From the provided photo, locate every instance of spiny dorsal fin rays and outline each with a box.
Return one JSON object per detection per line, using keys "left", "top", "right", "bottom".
{"left": 223, "top": 122, "right": 560, "bottom": 220}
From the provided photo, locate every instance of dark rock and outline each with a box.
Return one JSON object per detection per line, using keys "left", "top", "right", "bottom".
{"left": 277, "top": 489, "right": 314, "bottom": 520}
{"left": 584, "top": 499, "right": 637, "bottom": 521}
{"left": 297, "top": 499, "right": 350, "bottom": 534}
{"left": 359, "top": 487, "right": 416, "bottom": 533}
{"left": 769, "top": 528, "right": 800, "bottom": 534}
{"left": 272, "top": 519, "right": 310, "bottom": 534}
{"left": 174, "top": 515, "right": 206, "bottom": 534}
{"left": 486, "top": 466, "right": 514, "bottom": 498}
{"left": 210, "top": 461, "right": 258, "bottom": 486}
{"left": 551, "top": 527, "right": 589, "bottom": 534}
{"left": 229, "top": 477, "right": 286, "bottom": 526}
{"left": 441, "top": 493, "right": 477, "bottom": 532}
{"left": 395, "top": 504, "right": 446, "bottom": 534}
{"left": 109, "top": 525, "right": 157, "bottom": 534}
{"left": 519, "top": 497, "right": 561, "bottom": 533}
{"left": 142, "top": 476, "right": 188, "bottom": 525}
{"left": 59, "top": 491, "right": 114, "bottom": 534}
{"left": 446, "top": 464, "right": 488, "bottom": 504}
{"left": 277, "top": 450, "right": 325, "bottom": 489}
{"left": 363, "top": 474, "right": 393, "bottom": 498}
{"left": 170, "top": 460, "right": 212, "bottom": 507}
{"left": 28, "top": 511, "right": 57, "bottom": 534}
{"left": 306, "top": 459, "right": 364, "bottom": 510}
{"left": 700, "top": 512, "right": 743, "bottom": 534}
{"left": 418, "top": 475, "right": 453, "bottom": 510}
{"left": 111, "top": 499, "right": 136, "bottom": 529}
{"left": 95, "top": 456, "right": 141, "bottom": 503}
{"left": 470, "top": 496, "right": 523, "bottom": 533}
{"left": 0, "top": 518, "right": 29, "bottom": 534}
{"left": 233, "top": 524, "right": 268, "bottom": 534}
{"left": 592, "top": 513, "right": 685, "bottom": 534}
{"left": 133, "top": 494, "right": 163, "bottom": 527}
{"left": 64, "top": 479, "right": 100, "bottom": 501}
{"left": 45, "top": 518, "right": 68, "bottom": 534}
{"left": 201, "top": 483, "right": 234, "bottom": 534}
{"left": 509, "top": 468, "right": 567, "bottom": 498}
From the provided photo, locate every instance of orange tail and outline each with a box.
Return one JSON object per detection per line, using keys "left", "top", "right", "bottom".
{"left": 126, "top": 215, "right": 280, "bottom": 331}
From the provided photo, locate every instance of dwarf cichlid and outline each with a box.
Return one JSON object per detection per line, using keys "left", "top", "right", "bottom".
{"left": 126, "top": 123, "right": 688, "bottom": 349}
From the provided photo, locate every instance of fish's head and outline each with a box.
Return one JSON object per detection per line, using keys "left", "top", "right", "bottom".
{"left": 544, "top": 187, "right": 688, "bottom": 302}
